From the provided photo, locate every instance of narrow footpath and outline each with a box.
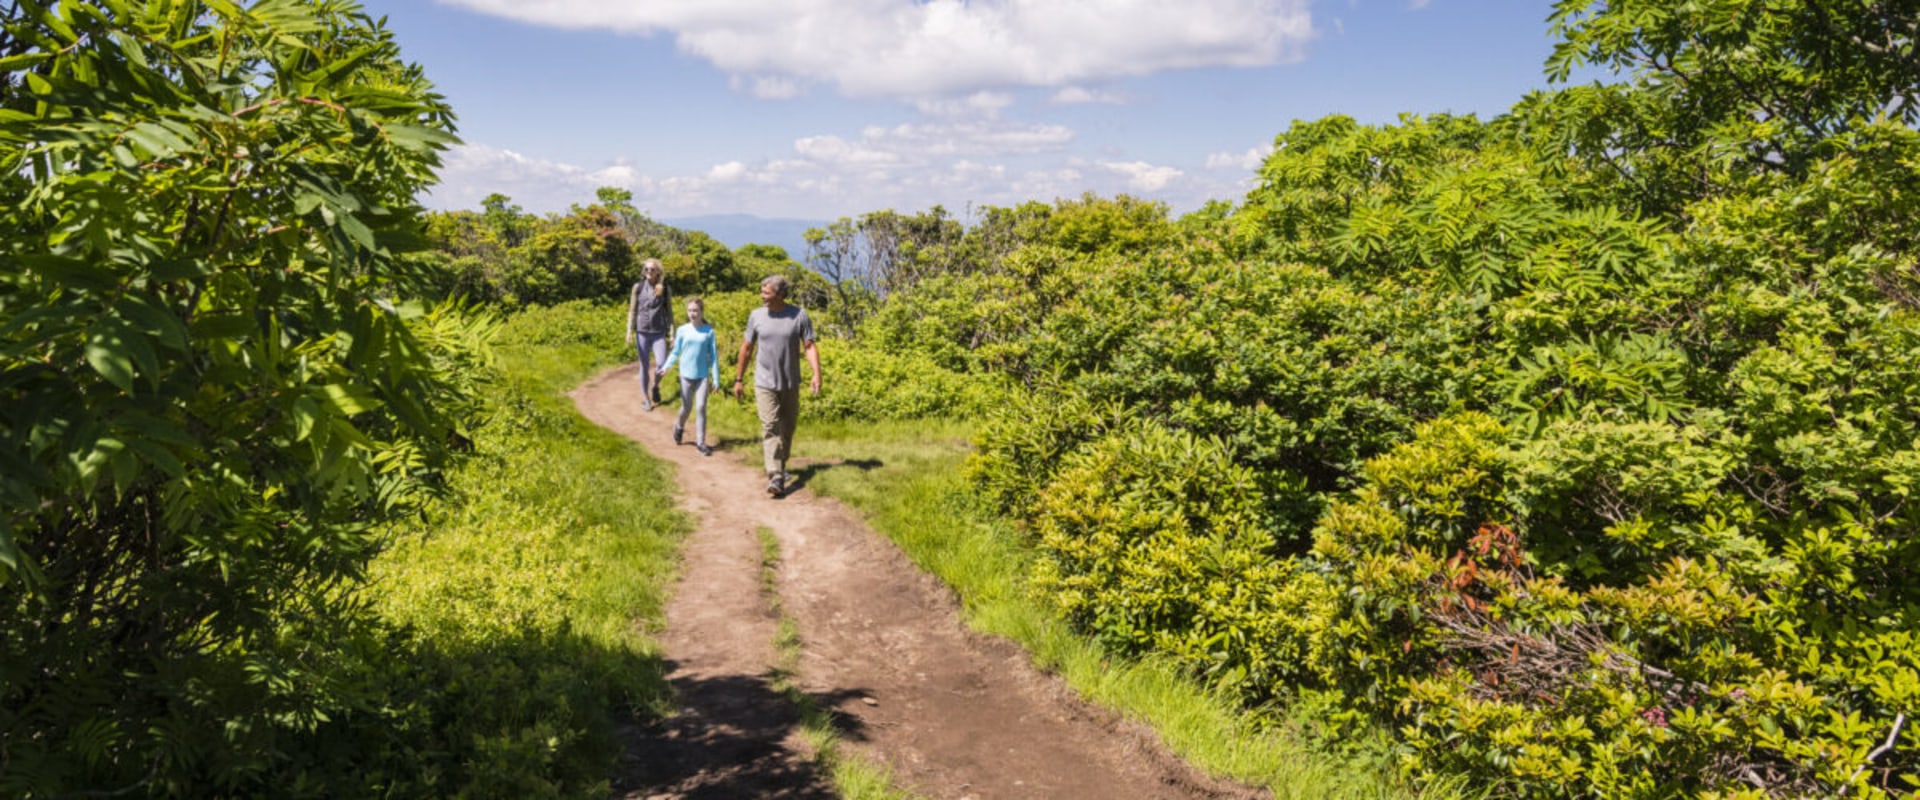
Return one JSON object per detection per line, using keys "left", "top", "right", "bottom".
{"left": 572, "top": 366, "right": 1268, "bottom": 800}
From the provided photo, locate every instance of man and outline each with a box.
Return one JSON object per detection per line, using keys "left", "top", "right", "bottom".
{"left": 734, "top": 274, "right": 822, "bottom": 497}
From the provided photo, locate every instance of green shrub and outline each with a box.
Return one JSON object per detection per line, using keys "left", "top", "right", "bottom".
{"left": 862, "top": 271, "right": 1039, "bottom": 374}
{"left": 967, "top": 378, "right": 1136, "bottom": 517}
{"left": 1030, "top": 421, "right": 1342, "bottom": 703}
{"left": 965, "top": 108, "right": 1920, "bottom": 797}
{"left": 803, "top": 340, "right": 1009, "bottom": 422}
{"left": 973, "top": 248, "right": 1482, "bottom": 540}
{"left": 1032, "top": 422, "right": 1270, "bottom": 648}
{"left": 497, "top": 299, "right": 632, "bottom": 363}
{"left": 0, "top": 3, "right": 491, "bottom": 794}
{"left": 1311, "top": 397, "right": 1920, "bottom": 797}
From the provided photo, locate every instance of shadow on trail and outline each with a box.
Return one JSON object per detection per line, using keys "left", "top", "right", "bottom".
{"left": 783, "top": 458, "right": 884, "bottom": 494}
{"left": 613, "top": 668, "right": 876, "bottom": 799}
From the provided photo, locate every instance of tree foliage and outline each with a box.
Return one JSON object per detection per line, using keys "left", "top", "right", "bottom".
{"left": 833, "top": 5, "right": 1920, "bottom": 797}
{"left": 0, "top": 1, "right": 494, "bottom": 793}
{"left": 1538, "top": 0, "right": 1920, "bottom": 213}
{"left": 416, "top": 189, "right": 772, "bottom": 308}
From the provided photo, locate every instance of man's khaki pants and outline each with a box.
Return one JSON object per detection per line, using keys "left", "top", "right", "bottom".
{"left": 755, "top": 386, "right": 800, "bottom": 477}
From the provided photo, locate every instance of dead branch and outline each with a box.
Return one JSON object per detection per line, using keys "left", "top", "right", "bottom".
{"left": 1838, "top": 713, "right": 1907, "bottom": 797}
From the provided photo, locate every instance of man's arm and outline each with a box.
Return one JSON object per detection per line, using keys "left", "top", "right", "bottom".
{"left": 803, "top": 340, "right": 821, "bottom": 396}
{"left": 733, "top": 337, "right": 754, "bottom": 400}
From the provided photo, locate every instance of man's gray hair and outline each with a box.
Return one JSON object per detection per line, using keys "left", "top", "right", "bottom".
{"left": 761, "top": 274, "right": 792, "bottom": 298}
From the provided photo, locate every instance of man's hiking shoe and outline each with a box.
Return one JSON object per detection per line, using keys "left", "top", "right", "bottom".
{"left": 697, "top": 443, "right": 712, "bottom": 456}
{"left": 640, "top": 396, "right": 652, "bottom": 411}
{"left": 767, "top": 473, "right": 784, "bottom": 497}
{"left": 672, "top": 426, "right": 684, "bottom": 446}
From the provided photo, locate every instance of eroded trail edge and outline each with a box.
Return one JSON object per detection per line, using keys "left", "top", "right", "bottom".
{"left": 573, "top": 366, "right": 1266, "bottom": 800}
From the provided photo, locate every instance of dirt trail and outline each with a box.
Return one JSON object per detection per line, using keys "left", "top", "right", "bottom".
{"left": 573, "top": 366, "right": 1267, "bottom": 800}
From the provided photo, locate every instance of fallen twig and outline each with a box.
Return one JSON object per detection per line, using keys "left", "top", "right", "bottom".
{"left": 1838, "top": 712, "right": 1906, "bottom": 797}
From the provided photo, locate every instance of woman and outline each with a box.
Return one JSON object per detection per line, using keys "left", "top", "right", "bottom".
{"left": 657, "top": 297, "right": 721, "bottom": 455}
{"left": 625, "top": 258, "right": 673, "bottom": 409}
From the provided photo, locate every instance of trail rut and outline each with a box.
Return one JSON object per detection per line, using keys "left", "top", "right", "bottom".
{"left": 572, "top": 366, "right": 1267, "bottom": 800}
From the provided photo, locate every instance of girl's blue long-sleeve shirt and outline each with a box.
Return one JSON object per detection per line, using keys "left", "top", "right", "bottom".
{"left": 658, "top": 322, "right": 721, "bottom": 384}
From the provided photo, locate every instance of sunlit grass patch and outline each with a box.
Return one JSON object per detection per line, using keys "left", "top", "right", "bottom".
{"left": 362, "top": 301, "right": 689, "bottom": 794}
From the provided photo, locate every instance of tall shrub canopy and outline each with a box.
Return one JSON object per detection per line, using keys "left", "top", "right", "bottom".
{"left": 1, "top": 0, "right": 486, "bottom": 793}
{"left": 948, "top": 2, "right": 1920, "bottom": 796}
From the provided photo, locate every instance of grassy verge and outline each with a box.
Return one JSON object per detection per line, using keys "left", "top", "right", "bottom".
{"left": 757, "top": 527, "right": 920, "bottom": 800}
{"left": 364, "top": 302, "right": 687, "bottom": 795}
{"left": 692, "top": 402, "right": 1454, "bottom": 799}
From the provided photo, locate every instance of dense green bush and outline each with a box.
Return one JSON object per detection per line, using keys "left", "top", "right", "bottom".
{"left": 0, "top": 2, "right": 498, "bottom": 794}
{"left": 862, "top": 271, "right": 1040, "bottom": 374}
{"left": 969, "top": 246, "right": 1483, "bottom": 539}
{"left": 0, "top": 7, "right": 687, "bottom": 798}
{"left": 801, "top": 339, "right": 1007, "bottom": 422}
{"left": 499, "top": 206, "right": 635, "bottom": 307}
{"left": 1029, "top": 421, "right": 1328, "bottom": 700}
{"left": 495, "top": 299, "right": 633, "bottom": 363}
{"left": 943, "top": 3, "right": 1920, "bottom": 796}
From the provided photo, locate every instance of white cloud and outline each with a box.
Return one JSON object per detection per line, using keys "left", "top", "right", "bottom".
{"left": 1050, "top": 86, "right": 1125, "bottom": 105}
{"left": 867, "top": 121, "right": 1076, "bottom": 156}
{"left": 428, "top": 137, "right": 1240, "bottom": 221}
{"left": 914, "top": 91, "right": 1015, "bottom": 118}
{"left": 1005, "top": 167, "right": 1087, "bottom": 202}
{"left": 434, "top": 0, "right": 1314, "bottom": 99}
{"left": 706, "top": 161, "right": 751, "bottom": 181}
{"left": 1097, "top": 160, "right": 1183, "bottom": 191}
{"left": 1205, "top": 144, "right": 1273, "bottom": 170}
{"left": 798, "top": 120, "right": 1075, "bottom": 165}
{"left": 588, "top": 162, "right": 639, "bottom": 186}
{"left": 427, "top": 143, "right": 600, "bottom": 209}
{"left": 793, "top": 134, "right": 908, "bottom": 167}
{"left": 730, "top": 74, "right": 805, "bottom": 99}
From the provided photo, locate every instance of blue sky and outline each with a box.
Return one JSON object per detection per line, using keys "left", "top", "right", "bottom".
{"left": 369, "top": 1, "right": 1576, "bottom": 222}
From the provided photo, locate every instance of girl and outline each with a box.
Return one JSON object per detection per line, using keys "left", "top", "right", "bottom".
{"left": 657, "top": 297, "right": 721, "bottom": 455}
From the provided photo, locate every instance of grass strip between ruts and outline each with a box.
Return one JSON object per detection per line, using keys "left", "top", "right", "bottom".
{"left": 757, "top": 527, "right": 921, "bottom": 800}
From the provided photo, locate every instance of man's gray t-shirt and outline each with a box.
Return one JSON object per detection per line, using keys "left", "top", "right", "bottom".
{"left": 745, "top": 306, "right": 816, "bottom": 390}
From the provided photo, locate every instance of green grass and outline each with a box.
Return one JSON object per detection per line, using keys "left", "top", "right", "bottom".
{"left": 361, "top": 303, "right": 689, "bottom": 795}
{"left": 693, "top": 404, "right": 1458, "bottom": 799}
{"left": 757, "top": 527, "right": 921, "bottom": 800}
{"left": 376, "top": 305, "right": 684, "bottom": 664}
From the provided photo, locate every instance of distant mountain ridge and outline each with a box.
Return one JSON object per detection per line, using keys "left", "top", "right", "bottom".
{"left": 661, "top": 214, "right": 826, "bottom": 264}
